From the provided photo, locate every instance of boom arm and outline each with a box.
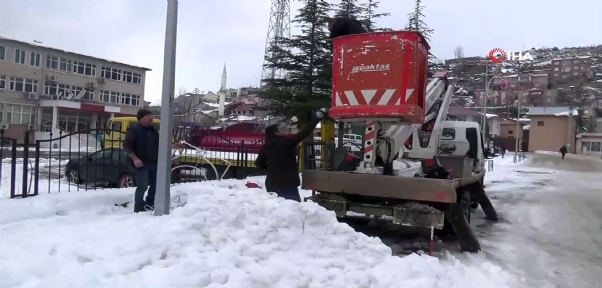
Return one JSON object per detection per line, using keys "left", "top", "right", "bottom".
{"left": 366, "top": 72, "right": 454, "bottom": 168}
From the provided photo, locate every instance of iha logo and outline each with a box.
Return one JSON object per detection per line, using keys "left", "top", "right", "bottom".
{"left": 488, "top": 48, "right": 533, "bottom": 63}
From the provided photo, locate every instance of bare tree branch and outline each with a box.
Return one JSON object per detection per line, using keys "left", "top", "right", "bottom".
{"left": 453, "top": 46, "right": 464, "bottom": 59}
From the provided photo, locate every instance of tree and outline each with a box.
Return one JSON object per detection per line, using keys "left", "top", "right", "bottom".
{"left": 260, "top": 0, "right": 332, "bottom": 123}
{"left": 358, "top": 0, "right": 392, "bottom": 32}
{"left": 405, "top": 0, "right": 433, "bottom": 42}
{"left": 334, "top": 0, "right": 362, "bottom": 19}
{"left": 454, "top": 46, "right": 465, "bottom": 59}
{"left": 405, "top": 0, "right": 436, "bottom": 73}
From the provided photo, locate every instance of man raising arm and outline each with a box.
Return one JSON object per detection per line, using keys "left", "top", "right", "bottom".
{"left": 255, "top": 109, "right": 326, "bottom": 202}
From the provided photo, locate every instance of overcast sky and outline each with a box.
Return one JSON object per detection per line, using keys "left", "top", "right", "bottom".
{"left": 0, "top": 0, "right": 600, "bottom": 104}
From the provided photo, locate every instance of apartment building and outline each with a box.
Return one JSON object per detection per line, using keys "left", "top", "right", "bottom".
{"left": 238, "top": 86, "right": 261, "bottom": 96}
{"left": 550, "top": 57, "right": 593, "bottom": 82}
{"left": 479, "top": 73, "right": 560, "bottom": 107}
{"left": 0, "top": 36, "right": 150, "bottom": 139}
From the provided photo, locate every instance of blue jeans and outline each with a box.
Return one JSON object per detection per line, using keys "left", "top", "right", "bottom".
{"left": 276, "top": 188, "right": 301, "bottom": 202}
{"left": 134, "top": 164, "right": 157, "bottom": 211}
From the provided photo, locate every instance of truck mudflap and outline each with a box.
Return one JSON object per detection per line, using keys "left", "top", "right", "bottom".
{"left": 301, "top": 169, "right": 485, "bottom": 203}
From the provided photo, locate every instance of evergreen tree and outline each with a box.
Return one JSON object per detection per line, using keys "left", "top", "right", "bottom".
{"left": 359, "top": 0, "right": 391, "bottom": 32}
{"left": 405, "top": 0, "right": 433, "bottom": 42}
{"left": 334, "top": 0, "right": 362, "bottom": 19}
{"left": 405, "top": 0, "right": 436, "bottom": 74}
{"left": 260, "top": 0, "right": 332, "bottom": 123}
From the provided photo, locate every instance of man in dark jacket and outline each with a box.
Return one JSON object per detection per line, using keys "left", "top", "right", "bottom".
{"left": 560, "top": 145, "right": 568, "bottom": 159}
{"left": 123, "top": 109, "right": 160, "bottom": 213}
{"left": 326, "top": 16, "right": 368, "bottom": 39}
{"left": 255, "top": 109, "right": 326, "bottom": 202}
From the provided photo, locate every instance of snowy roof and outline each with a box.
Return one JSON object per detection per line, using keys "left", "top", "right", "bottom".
{"left": 523, "top": 124, "right": 530, "bottom": 130}
{"left": 479, "top": 113, "right": 498, "bottom": 119}
{"left": 527, "top": 107, "right": 578, "bottom": 116}
{"left": 0, "top": 36, "right": 151, "bottom": 71}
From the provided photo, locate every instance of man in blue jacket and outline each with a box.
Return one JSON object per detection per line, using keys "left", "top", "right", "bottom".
{"left": 122, "top": 109, "right": 160, "bottom": 213}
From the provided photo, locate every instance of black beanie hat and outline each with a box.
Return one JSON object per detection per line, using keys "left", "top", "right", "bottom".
{"left": 265, "top": 124, "right": 279, "bottom": 139}
{"left": 136, "top": 109, "right": 152, "bottom": 121}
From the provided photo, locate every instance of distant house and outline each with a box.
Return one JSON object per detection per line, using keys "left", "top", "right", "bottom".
{"left": 527, "top": 107, "right": 579, "bottom": 153}
{"left": 498, "top": 118, "right": 528, "bottom": 151}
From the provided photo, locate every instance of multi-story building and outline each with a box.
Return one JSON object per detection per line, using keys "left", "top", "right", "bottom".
{"left": 0, "top": 36, "right": 150, "bottom": 139}
{"left": 478, "top": 73, "right": 559, "bottom": 107}
{"left": 550, "top": 57, "right": 593, "bottom": 82}
{"left": 238, "top": 86, "right": 261, "bottom": 96}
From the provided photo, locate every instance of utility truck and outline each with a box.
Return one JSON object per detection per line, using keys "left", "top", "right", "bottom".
{"left": 301, "top": 31, "right": 498, "bottom": 253}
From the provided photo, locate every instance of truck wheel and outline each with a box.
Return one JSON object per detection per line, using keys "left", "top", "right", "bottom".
{"left": 460, "top": 190, "right": 471, "bottom": 223}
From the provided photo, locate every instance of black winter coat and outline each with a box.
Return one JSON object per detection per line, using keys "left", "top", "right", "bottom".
{"left": 122, "top": 125, "right": 160, "bottom": 165}
{"left": 329, "top": 17, "right": 368, "bottom": 39}
{"left": 255, "top": 118, "right": 321, "bottom": 192}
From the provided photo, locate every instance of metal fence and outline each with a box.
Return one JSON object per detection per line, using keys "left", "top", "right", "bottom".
{"left": 1, "top": 127, "right": 267, "bottom": 198}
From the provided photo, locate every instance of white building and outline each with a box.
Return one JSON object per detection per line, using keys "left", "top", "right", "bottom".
{"left": 0, "top": 36, "right": 150, "bottom": 141}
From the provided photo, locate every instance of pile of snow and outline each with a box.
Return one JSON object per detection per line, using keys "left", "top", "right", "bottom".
{"left": 0, "top": 179, "right": 517, "bottom": 288}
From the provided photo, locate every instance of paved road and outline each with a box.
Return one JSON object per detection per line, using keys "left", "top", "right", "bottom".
{"left": 476, "top": 153, "right": 602, "bottom": 288}
{"left": 345, "top": 153, "right": 602, "bottom": 287}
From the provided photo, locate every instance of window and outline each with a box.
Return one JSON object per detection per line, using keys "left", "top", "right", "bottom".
{"left": 508, "top": 130, "right": 513, "bottom": 135}
{"left": 9, "top": 77, "right": 38, "bottom": 93}
{"left": 3, "top": 104, "right": 35, "bottom": 124}
{"left": 121, "top": 93, "right": 141, "bottom": 106}
{"left": 554, "top": 67, "right": 559, "bottom": 71}
{"left": 73, "top": 61, "right": 96, "bottom": 76}
{"left": 46, "top": 56, "right": 59, "bottom": 70}
{"left": 100, "top": 67, "right": 142, "bottom": 84}
{"left": 59, "top": 58, "right": 71, "bottom": 71}
{"left": 133, "top": 73, "right": 142, "bottom": 84}
{"left": 562, "top": 67, "right": 571, "bottom": 72}
{"left": 100, "top": 90, "right": 120, "bottom": 103}
{"left": 46, "top": 55, "right": 72, "bottom": 72}
{"left": 101, "top": 67, "right": 122, "bottom": 81}
{"left": 554, "top": 73, "right": 559, "bottom": 77}
{"left": 99, "top": 90, "right": 111, "bottom": 103}
{"left": 29, "top": 52, "right": 41, "bottom": 67}
{"left": 14, "top": 49, "right": 26, "bottom": 64}
{"left": 441, "top": 128, "right": 455, "bottom": 140}
{"left": 0, "top": 46, "right": 5, "bottom": 60}
{"left": 574, "top": 60, "right": 580, "bottom": 63}
{"left": 592, "top": 142, "right": 601, "bottom": 152}
{"left": 0, "top": 75, "right": 6, "bottom": 90}
{"left": 45, "top": 83, "right": 70, "bottom": 97}
{"left": 573, "top": 72, "right": 579, "bottom": 75}
{"left": 537, "top": 121, "right": 544, "bottom": 126}
{"left": 582, "top": 141, "right": 591, "bottom": 151}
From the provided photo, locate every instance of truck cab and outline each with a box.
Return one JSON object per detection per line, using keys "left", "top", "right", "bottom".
{"left": 439, "top": 121, "right": 488, "bottom": 173}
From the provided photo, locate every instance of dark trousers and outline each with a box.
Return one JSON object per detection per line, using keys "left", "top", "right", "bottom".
{"left": 561, "top": 153, "right": 566, "bottom": 159}
{"left": 276, "top": 188, "right": 301, "bottom": 202}
{"left": 134, "top": 163, "right": 157, "bottom": 212}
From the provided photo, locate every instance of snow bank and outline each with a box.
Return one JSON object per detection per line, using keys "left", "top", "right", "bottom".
{"left": 0, "top": 179, "right": 516, "bottom": 288}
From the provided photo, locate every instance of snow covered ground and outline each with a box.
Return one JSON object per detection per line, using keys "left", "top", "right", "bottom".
{"left": 0, "top": 154, "right": 600, "bottom": 287}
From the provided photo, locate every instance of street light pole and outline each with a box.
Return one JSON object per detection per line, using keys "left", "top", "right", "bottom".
{"left": 515, "top": 96, "right": 521, "bottom": 156}
{"left": 155, "top": 0, "right": 179, "bottom": 216}
{"left": 482, "top": 63, "right": 489, "bottom": 138}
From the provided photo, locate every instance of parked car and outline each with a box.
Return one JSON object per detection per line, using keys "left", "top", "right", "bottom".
{"left": 65, "top": 147, "right": 137, "bottom": 188}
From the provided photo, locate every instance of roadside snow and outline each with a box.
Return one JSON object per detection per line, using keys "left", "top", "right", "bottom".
{"left": 0, "top": 178, "right": 517, "bottom": 288}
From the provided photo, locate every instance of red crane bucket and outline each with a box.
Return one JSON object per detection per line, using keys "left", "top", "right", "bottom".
{"left": 330, "top": 31, "right": 430, "bottom": 124}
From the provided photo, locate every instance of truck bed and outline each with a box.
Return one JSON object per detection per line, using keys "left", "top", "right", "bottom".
{"left": 301, "top": 169, "right": 485, "bottom": 203}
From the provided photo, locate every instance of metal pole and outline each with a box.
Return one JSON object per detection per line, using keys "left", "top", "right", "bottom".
{"left": 515, "top": 95, "right": 520, "bottom": 156}
{"left": 482, "top": 63, "right": 488, "bottom": 138}
{"left": 155, "top": 0, "right": 179, "bottom": 216}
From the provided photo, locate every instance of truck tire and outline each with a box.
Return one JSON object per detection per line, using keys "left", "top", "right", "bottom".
{"left": 460, "top": 190, "right": 471, "bottom": 223}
